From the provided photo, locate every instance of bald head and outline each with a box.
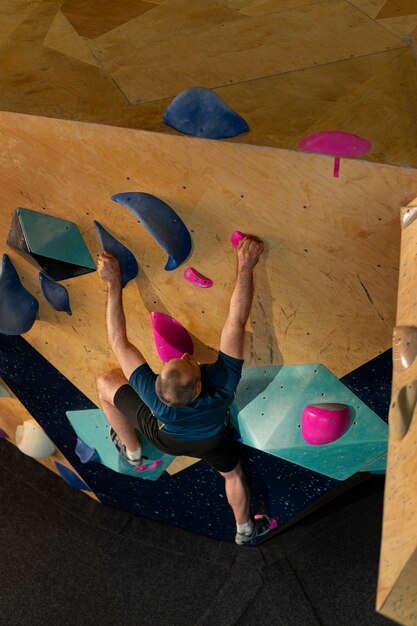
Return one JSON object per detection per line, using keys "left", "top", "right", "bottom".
{"left": 155, "top": 355, "right": 201, "bottom": 407}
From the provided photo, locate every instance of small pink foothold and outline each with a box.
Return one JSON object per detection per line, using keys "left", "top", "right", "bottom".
{"left": 254, "top": 513, "right": 278, "bottom": 530}
{"left": 184, "top": 267, "right": 213, "bottom": 288}
{"left": 230, "top": 231, "right": 246, "bottom": 249}
{"left": 135, "top": 459, "right": 163, "bottom": 472}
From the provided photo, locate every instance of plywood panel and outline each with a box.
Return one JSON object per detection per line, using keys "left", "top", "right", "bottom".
{"left": 0, "top": 0, "right": 237, "bottom": 135}
{"left": 347, "top": 0, "right": 391, "bottom": 19}
{"left": 0, "top": 113, "right": 416, "bottom": 409}
{"left": 91, "top": 0, "right": 404, "bottom": 103}
{"left": 296, "top": 48, "right": 417, "bottom": 168}
{"left": 91, "top": 0, "right": 243, "bottom": 50}
{"left": 61, "top": 0, "right": 156, "bottom": 39}
{"left": 380, "top": 15, "right": 417, "bottom": 40}
{"left": 377, "top": 0, "right": 417, "bottom": 20}
{"left": 0, "top": 397, "right": 98, "bottom": 500}
{"left": 0, "top": 0, "right": 39, "bottom": 41}
{"left": 379, "top": 552, "right": 417, "bottom": 624}
{"left": 377, "top": 201, "right": 417, "bottom": 625}
{"left": 349, "top": 0, "right": 417, "bottom": 38}
{"left": 238, "top": 0, "right": 332, "bottom": 16}
{"left": 214, "top": 49, "right": 402, "bottom": 150}
{"left": 0, "top": 0, "right": 413, "bottom": 170}
{"left": 43, "top": 10, "right": 100, "bottom": 68}
{"left": 0, "top": 1, "right": 143, "bottom": 126}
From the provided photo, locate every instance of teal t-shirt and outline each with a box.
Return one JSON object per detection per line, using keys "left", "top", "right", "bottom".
{"left": 129, "top": 351, "right": 244, "bottom": 440}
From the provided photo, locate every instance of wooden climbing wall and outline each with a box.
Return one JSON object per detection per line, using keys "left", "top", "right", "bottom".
{"left": 1, "top": 0, "right": 417, "bottom": 166}
{"left": 0, "top": 386, "right": 97, "bottom": 500}
{"left": 0, "top": 0, "right": 417, "bottom": 615}
{"left": 377, "top": 198, "right": 417, "bottom": 625}
{"left": 0, "top": 111, "right": 416, "bottom": 406}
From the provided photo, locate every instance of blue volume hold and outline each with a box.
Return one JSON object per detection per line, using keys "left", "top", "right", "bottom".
{"left": 55, "top": 461, "right": 92, "bottom": 491}
{"left": 39, "top": 272, "right": 72, "bottom": 315}
{"left": 0, "top": 254, "right": 39, "bottom": 335}
{"left": 93, "top": 221, "right": 138, "bottom": 287}
{"left": 163, "top": 87, "right": 250, "bottom": 139}
{"left": 111, "top": 193, "right": 192, "bottom": 271}
{"left": 75, "top": 437, "right": 100, "bottom": 464}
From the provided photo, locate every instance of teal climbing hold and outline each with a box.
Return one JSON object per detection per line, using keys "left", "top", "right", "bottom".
{"left": 54, "top": 461, "right": 92, "bottom": 491}
{"left": 231, "top": 364, "right": 388, "bottom": 480}
{"left": 0, "top": 254, "right": 39, "bottom": 335}
{"left": 360, "top": 452, "right": 387, "bottom": 474}
{"left": 7, "top": 207, "right": 95, "bottom": 281}
{"left": 75, "top": 437, "right": 100, "bottom": 464}
{"left": 39, "top": 272, "right": 72, "bottom": 315}
{"left": 111, "top": 193, "right": 191, "bottom": 271}
{"left": 93, "top": 220, "right": 138, "bottom": 288}
{"left": 163, "top": 87, "right": 249, "bottom": 139}
{"left": 66, "top": 408, "right": 174, "bottom": 480}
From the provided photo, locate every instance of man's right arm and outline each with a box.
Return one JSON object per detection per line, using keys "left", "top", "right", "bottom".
{"left": 220, "top": 236, "right": 264, "bottom": 360}
{"left": 98, "top": 252, "right": 147, "bottom": 380}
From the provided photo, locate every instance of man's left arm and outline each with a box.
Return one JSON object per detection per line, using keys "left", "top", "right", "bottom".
{"left": 98, "top": 252, "right": 146, "bottom": 380}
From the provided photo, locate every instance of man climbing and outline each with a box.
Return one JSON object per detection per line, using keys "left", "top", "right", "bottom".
{"left": 97, "top": 236, "right": 275, "bottom": 545}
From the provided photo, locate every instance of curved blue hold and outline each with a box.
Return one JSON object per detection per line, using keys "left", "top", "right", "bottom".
{"left": 0, "top": 254, "right": 39, "bottom": 335}
{"left": 111, "top": 193, "right": 192, "bottom": 271}
{"left": 55, "top": 461, "right": 92, "bottom": 491}
{"left": 0, "top": 428, "right": 9, "bottom": 440}
{"left": 93, "top": 221, "right": 138, "bottom": 287}
{"left": 39, "top": 272, "right": 72, "bottom": 315}
{"left": 163, "top": 87, "right": 249, "bottom": 139}
{"left": 75, "top": 437, "right": 100, "bottom": 464}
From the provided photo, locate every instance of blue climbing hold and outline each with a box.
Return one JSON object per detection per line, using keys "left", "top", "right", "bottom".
{"left": 0, "top": 254, "right": 39, "bottom": 335}
{"left": 111, "top": 193, "right": 192, "bottom": 271}
{"left": 163, "top": 87, "right": 249, "bottom": 139}
{"left": 93, "top": 221, "right": 138, "bottom": 287}
{"left": 75, "top": 437, "right": 100, "bottom": 464}
{"left": 55, "top": 461, "right": 92, "bottom": 491}
{"left": 39, "top": 272, "right": 72, "bottom": 315}
{"left": 0, "top": 428, "right": 9, "bottom": 440}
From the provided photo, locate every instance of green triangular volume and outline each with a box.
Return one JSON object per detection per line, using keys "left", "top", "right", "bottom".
{"left": 17, "top": 207, "right": 95, "bottom": 270}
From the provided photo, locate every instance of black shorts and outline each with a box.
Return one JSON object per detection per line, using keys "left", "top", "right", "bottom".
{"left": 113, "top": 384, "right": 240, "bottom": 473}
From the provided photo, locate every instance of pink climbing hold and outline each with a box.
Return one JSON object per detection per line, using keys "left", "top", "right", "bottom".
{"left": 299, "top": 131, "right": 371, "bottom": 157}
{"left": 301, "top": 403, "right": 350, "bottom": 445}
{"left": 184, "top": 267, "right": 213, "bottom": 288}
{"left": 333, "top": 156, "right": 341, "bottom": 178}
{"left": 135, "top": 459, "right": 163, "bottom": 472}
{"left": 254, "top": 513, "right": 278, "bottom": 530}
{"left": 299, "top": 130, "right": 371, "bottom": 178}
{"left": 151, "top": 311, "right": 194, "bottom": 362}
{"left": 230, "top": 231, "right": 246, "bottom": 248}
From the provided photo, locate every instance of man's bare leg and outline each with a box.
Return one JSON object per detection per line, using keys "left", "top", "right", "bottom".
{"left": 219, "top": 461, "right": 276, "bottom": 544}
{"left": 219, "top": 462, "right": 251, "bottom": 525}
{"left": 96, "top": 369, "right": 141, "bottom": 454}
